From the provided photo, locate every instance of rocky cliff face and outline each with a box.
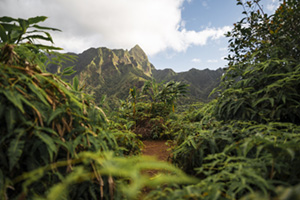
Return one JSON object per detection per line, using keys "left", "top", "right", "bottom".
{"left": 128, "top": 44, "right": 154, "bottom": 76}
{"left": 48, "top": 45, "right": 154, "bottom": 103}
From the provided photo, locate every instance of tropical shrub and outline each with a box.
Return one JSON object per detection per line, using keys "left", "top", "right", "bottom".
{"left": 0, "top": 16, "right": 196, "bottom": 199}
{"left": 148, "top": 0, "right": 300, "bottom": 199}
{"left": 0, "top": 15, "right": 119, "bottom": 199}
{"left": 214, "top": 0, "right": 300, "bottom": 124}
{"left": 117, "top": 79, "right": 188, "bottom": 139}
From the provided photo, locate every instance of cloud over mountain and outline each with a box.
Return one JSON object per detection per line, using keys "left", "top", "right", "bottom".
{"left": 0, "top": 0, "right": 230, "bottom": 55}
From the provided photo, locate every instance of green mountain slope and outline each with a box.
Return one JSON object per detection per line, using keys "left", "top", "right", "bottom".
{"left": 47, "top": 45, "right": 222, "bottom": 107}
{"left": 153, "top": 68, "right": 223, "bottom": 102}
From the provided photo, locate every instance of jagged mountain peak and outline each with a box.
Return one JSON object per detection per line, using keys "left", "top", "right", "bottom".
{"left": 130, "top": 44, "right": 143, "bottom": 52}
{"left": 129, "top": 44, "right": 147, "bottom": 61}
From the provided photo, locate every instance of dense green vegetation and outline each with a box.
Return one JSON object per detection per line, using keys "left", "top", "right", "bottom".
{"left": 146, "top": 0, "right": 300, "bottom": 199}
{"left": 0, "top": 16, "right": 195, "bottom": 199}
{"left": 113, "top": 79, "right": 188, "bottom": 140}
{"left": 1, "top": 0, "right": 300, "bottom": 199}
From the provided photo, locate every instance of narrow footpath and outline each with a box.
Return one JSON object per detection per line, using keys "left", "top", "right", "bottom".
{"left": 141, "top": 140, "right": 172, "bottom": 177}
{"left": 141, "top": 140, "right": 170, "bottom": 162}
{"left": 140, "top": 140, "right": 171, "bottom": 199}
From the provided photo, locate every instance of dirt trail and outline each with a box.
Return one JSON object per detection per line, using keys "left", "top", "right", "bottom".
{"left": 141, "top": 140, "right": 170, "bottom": 162}
{"left": 140, "top": 140, "right": 171, "bottom": 198}
{"left": 141, "top": 140, "right": 171, "bottom": 178}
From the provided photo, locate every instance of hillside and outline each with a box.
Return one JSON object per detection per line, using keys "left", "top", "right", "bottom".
{"left": 47, "top": 45, "right": 223, "bottom": 107}
{"left": 153, "top": 68, "right": 223, "bottom": 102}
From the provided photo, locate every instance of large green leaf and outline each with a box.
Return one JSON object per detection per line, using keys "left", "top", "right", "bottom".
{"left": 72, "top": 76, "right": 79, "bottom": 91}
{"left": 22, "top": 34, "right": 54, "bottom": 43}
{"left": 47, "top": 107, "right": 64, "bottom": 125}
{"left": 32, "top": 24, "right": 61, "bottom": 32}
{"left": 2, "top": 90, "right": 25, "bottom": 113}
{"left": 8, "top": 137, "right": 25, "bottom": 171}
{"left": 0, "top": 23, "right": 20, "bottom": 33}
{"left": 28, "top": 16, "right": 47, "bottom": 25}
{"left": 10, "top": 29, "right": 22, "bottom": 43}
{"left": 27, "top": 83, "right": 50, "bottom": 107}
{"left": 4, "top": 106, "right": 17, "bottom": 134}
{"left": 0, "top": 24, "right": 8, "bottom": 43}
{"left": 18, "top": 18, "right": 29, "bottom": 33}
{"left": 34, "top": 44, "right": 63, "bottom": 50}
{"left": 0, "top": 16, "right": 18, "bottom": 23}
{"left": 35, "top": 131, "right": 57, "bottom": 162}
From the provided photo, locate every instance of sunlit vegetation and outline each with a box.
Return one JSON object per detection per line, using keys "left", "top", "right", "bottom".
{"left": 1, "top": 0, "right": 300, "bottom": 199}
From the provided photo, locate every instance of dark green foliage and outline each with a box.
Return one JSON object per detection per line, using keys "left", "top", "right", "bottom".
{"left": 147, "top": 1, "right": 300, "bottom": 199}
{"left": 214, "top": 0, "right": 300, "bottom": 124}
{"left": 0, "top": 16, "right": 60, "bottom": 45}
{"left": 0, "top": 16, "right": 118, "bottom": 199}
{"left": 116, "top": 79, "right": 188, "bottom": 139}
{"left": 152, "top": 119, "right": 300, "bottom": 199}
{"left": 0, "top": 16, "right": 196, "bottom": 200}
{"left": 241, "top": 184, "right": 300, "bottom": 200}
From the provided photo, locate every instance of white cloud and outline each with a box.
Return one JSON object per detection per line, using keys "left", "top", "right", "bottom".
{"left": 0, "top": 0, "right": 231, "bottom": 55}
{"left": 266, "top": 4, "right": 276, "bottom": 12}
{"left": 207, "top": 59, "right": 218, "bottom": 63}
{"left": 219, "top": 47, "right": 227, "bottom": 52}
{"left": 202, "top": 1, "right": 209, "bottom": 8}
{"left": 266, "top": 0, "right": 280, "bottom": 12}
{"left": 191, "top": 58, "right": 201, "bottom": 63}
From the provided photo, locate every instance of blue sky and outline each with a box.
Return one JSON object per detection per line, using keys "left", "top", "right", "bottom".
{"left": 150, "top": 0, "right": 279, "bottom": 72}
{"left": 0, "top": 0, "right": 280, "bottom": 72}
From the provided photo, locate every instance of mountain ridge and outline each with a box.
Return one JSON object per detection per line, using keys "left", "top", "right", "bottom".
{"left": 47, "top": 45, "right": 223, "bottom": 107}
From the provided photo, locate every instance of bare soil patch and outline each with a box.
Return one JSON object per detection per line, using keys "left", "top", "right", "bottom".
{"left": 140, "top": 140, "right": 172, "bottom": 198}
{"left": 141, "top": 140, "right": 170, "bottom": 162}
